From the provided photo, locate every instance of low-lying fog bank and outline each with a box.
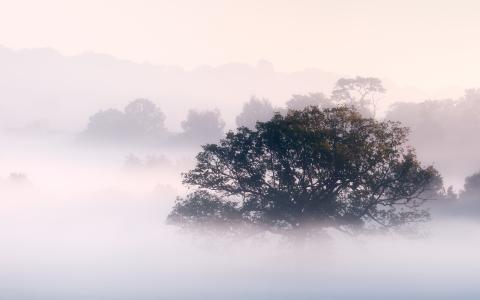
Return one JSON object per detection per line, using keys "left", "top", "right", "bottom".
{"left": 1, "top": 135, "right": 480, "bottom": 299}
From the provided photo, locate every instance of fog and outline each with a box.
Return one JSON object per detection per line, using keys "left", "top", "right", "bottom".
{"left": 2, "top": 2, "right": 480, "bottom": 294}
{"left": 386, "top": 90, "right": 480, "bottom": 189}
{"left": 1, "top": 120, "right": 480, "bottom": 299}
{"left": 0, "top": 46, "right": 435, "bottom": 133}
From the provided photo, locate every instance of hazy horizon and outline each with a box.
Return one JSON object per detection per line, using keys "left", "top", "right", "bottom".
{"left": 2, "top": 0, "right": 480, "bottom": 91}
{"left": 0, "top": 44, "right": 469, "bottom": 134}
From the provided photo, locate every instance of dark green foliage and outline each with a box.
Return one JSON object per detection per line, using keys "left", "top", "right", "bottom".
{"left": 167, "top": 190, "right": 243, "bottom": 232}
{"left": 169, "top": 106, "right": 443, "bottom": 234}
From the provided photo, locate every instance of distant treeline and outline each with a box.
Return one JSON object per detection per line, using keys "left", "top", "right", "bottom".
{"left": 79, "top": 77, "right": 480, "bottom": 183}
{"left": 80, "top": 77, "right": 385, "bottom": 146}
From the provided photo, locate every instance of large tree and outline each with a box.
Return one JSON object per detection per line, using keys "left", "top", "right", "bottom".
{"left": 168, "top": 106, "right": 442, "bottom": 235}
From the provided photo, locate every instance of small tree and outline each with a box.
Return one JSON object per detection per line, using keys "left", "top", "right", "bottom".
{"left": 235, "top": 96, "right": 275, "bottom": 129}
{"left": 82, "top": 98, "right": 167, "bottom": 143}
{"left": 124, "top": 98, "right": 167, "bottom": 137}
{"left": 180, "top": 109, "right": 225, "bottom": 143}
{"left": 460, "top": 171, "right": 480, "bottom": 202}
{"left": 168, "top": 106, "right": 442, "bottom": 236}
{"left": 84, "top": 108, "right": 130, "bottom": 139}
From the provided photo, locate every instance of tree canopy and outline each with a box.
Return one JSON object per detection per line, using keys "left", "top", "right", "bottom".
{"left": 83, "top": 98, "right": 167, "bottom": 142}
{"left": 332, "top": 77, "right": 385, "bottom": 117}
{"left": 460, "top": 171, "right": 480, "bottom": 202}
{"left": 168, "top": 106, "right": 443, "bottom": 235}
{"left": 180, "top": 109, "right": 225, "bottom": 144}
{"left": 384, "top": 89, "right": 480, "bottom": 184}
{"left": 235, "top": 96, "right": 275, "bottom": 129}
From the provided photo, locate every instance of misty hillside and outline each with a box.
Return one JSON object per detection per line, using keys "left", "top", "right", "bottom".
{"left": 0, "top": 46, "right": 428, "bottom": 132}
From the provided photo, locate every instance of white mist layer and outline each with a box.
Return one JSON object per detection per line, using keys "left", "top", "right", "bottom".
{"left": 0, "top": 135, "right": 479, "bottom": 300}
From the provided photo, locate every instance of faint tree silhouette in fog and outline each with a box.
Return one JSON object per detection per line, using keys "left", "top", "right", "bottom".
{"left": 85, "top": 109, "right": 129, "bottom": 138}
{"left": 124, "top": 98, "right": 166, "bottom": 136}
{"left": 168, "top": 106, "right": 443, "bottom": 236}
{"left": 124, "top": 153, "right": 143, "bottom": 169}
{"left": 124, "top": 153, "right": 172, "bottom": 171}
{"left": 235, "top": 96, "right": 275, "bottom": 129}
{"left": 460, "top": 171, "right": 480, "bottom": 202}
{"left": 83, "top": 99, "right": 167, "bottom": 143}
{"left": 385, "top": 90, "right": 480, "bottom": 174}
{"left": 457, "top": 89, "right": 480, "bottom": 127}
{"left": 286, "top": 93, "right": 333, "bottom": 111}
{"left": 386, "top": 99, "right": 453, "bottom": 146}
{"left": 7, "top": 172, "right": 30, "bottom": 185}
{"left": 180, "top": 109, "right": 225, "bottom": 144}
{"left": 431, "top": 171, "right": 480, "bottom": 218}
{"left": 332, "top": 77, "right": 385, "bottom": 117}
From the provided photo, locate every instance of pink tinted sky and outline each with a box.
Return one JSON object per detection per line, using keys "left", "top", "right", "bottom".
{"left": 1, "top": 0, "right": 479, "bottom": 90}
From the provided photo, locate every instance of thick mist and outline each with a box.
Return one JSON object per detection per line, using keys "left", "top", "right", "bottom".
{"left": 1, "top": 123, "right": 480, "bottom": 299}
{"left": 3, "top": 0, "right": 480, "bottom": 296}
{"left": 1, "top": 46, "right": 480, "bottom": 299}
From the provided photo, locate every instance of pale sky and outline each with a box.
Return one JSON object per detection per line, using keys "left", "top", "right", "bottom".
{"left": 1, "top": 0, "right": 480, "bottom": 90}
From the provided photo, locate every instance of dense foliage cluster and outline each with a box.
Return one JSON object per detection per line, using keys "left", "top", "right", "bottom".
{"left": 168, "top": 106, "right": 443, "bottom": 235}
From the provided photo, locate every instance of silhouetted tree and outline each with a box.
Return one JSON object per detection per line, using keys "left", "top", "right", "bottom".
{"left": 460, "top": 171, "right": 480, "bottom": 202}
{"left": 83, "top": 98, "right": 167, "bottom": 142}
{"left": 124, "top": 98, "right": 166, "bottom": 137}
{"left": 169, "top": 106, "right": 442, "bottom": 236}
{"left": 235, "top": 96, "right": 275, "bottom": 129}
{"left": 180, "top": 109, "right": 225, "bottom": 143}
{"left": 332, "top": 77, "right": 385, "bottom": 117}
